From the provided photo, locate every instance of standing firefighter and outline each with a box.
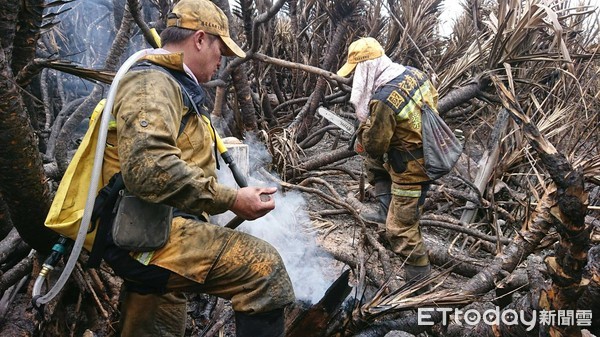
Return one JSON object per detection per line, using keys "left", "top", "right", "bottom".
{"left": 101, "top": 0, "right": 294, "bottom": 335}
{"left": 337, "top": 37, "right": 435, "bottom": 282}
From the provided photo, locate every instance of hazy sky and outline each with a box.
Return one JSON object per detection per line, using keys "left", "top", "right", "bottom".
{"left": 439, "top": 1, "right": 464, "bottom": 36}
{"left": 438, "top": 0, "right": 599, "bottom": 36}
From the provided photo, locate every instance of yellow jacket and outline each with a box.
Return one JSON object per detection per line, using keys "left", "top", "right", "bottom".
{"left": 103, "top": 52, "right": 237, "bottom": 221}
{"left": 359, "top": 66, "right": 438, "bottom": 185}
{"left": 45, "top": 52, "right": 237, "bottom": 253}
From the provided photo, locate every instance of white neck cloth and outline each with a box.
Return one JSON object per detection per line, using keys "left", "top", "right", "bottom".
{"left": 349, "top": 55, "right": 406, "bottom": 122}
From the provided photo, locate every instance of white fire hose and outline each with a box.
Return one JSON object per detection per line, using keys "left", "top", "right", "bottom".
{"left": 32, "top": 49, "right": 153, "bottom": 308}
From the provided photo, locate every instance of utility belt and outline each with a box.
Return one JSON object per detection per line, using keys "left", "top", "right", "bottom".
{"left": 384, "top": 147, "right": 424, "bottom": 174}
{"left": 87, "top": 173, "right": 203, "bottom": 268}
{"left": 87, "top": 173, "right": 169, "bottom": 267}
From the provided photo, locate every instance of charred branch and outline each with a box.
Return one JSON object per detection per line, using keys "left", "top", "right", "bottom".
{"left": 127, "top": 0, "right": 159, "bottom": 48}
{"left": 421, "top": 218, "right": 511, "bottom": 245}
{"left": 427, "top": 244, "right": 488, "bottom": 278}
{"left": 288, "top": 147, "right": 356, "bottom": 179}
{"left": 252, "top": 53, "right": 351, "bottom": 88}
{"left": 437, "top": 75, "right": 491, "bottom": 116}
{"left": 0, "top": 252, "right": 33, "bottom": 294}
{"left": 287, "top": 270, "right": 352, "bottom": 337}
{"left": 0, "top": 228, "right": 26, "bottom": 266}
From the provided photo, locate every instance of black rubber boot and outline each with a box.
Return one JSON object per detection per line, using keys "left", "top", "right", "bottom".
{"left": 361, "top": 179, "right": 392, "bottom": 223}
{"left": 404, "top": 264, "right": 432, "bottom": 295}
{"left": 235, "top": 308, "right": 285, "bottom": 337}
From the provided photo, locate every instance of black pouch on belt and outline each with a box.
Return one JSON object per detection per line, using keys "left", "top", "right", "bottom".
{"left": 386, "top": 147, "right": 424, "bottom": 174}
{"left": 111, "top": 190, "right": 173, "bottom": 252}
{"left": 387, "top": 148, "right": 409, "bottom": 173}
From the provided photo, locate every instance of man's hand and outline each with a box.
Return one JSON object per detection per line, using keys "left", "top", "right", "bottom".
{"left": 230, "top": 187, "right": 277, "bottom": 220}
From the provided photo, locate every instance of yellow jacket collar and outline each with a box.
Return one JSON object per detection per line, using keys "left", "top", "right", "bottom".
{"left": 140, "top": 50, "right": 198, "bottom": 84}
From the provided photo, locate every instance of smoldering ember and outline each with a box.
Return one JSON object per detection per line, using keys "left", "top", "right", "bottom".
{"left": 0, "top": 0, "right": 599, "bottom": 337}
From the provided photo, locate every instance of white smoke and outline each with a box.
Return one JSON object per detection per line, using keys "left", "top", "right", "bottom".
{"left": 213, "top": 133, "right": 335, "bottom": 304}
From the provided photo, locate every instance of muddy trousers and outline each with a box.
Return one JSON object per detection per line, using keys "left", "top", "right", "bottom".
{"left": 107, "top": 220, "right": 295, "bottom": 337}
{"left": 118, "top": 292, "right": 285, "bottom": 337}
{"left": 119, "top": 291, "right": 187, "bottom": 337}
{"left": 386, "top": 184, "right": 430, "bottom": 267}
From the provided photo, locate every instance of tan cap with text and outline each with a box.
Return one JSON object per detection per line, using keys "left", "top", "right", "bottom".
{"left": 167, "top": 0, "right": 246, "bottom": 58}
{"left": 337, "top": 37, "right": 384, "bottom": 77}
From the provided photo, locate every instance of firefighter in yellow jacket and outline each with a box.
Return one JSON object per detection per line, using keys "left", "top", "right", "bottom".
{"left": 337, "top": 37, "right": 436, "bottom": 282}
{"left": 101, "top": 0, "right": 294, "bottom": 335}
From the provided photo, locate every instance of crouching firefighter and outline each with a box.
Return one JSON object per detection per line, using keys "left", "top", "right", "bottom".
{"left": 43, "top": 0, "right": 294, "bottom": 336}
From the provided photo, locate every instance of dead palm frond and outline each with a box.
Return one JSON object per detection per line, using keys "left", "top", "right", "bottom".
{"left": 265, "top": 127, "right": 304, "bottom": 179}
{"left": 34, "top": 59, "right": 115, "bottom": 84}
{"left": 437, "top": 0, "right": 597, "bottom": 95}
{"left": 359, "top": 267, "right": 476, "bottom": 318}
{"left": 437, "top": 35, "right": 493, "bottom": 94}
{"left": 436, "top": 1, "right": 599, "bottom": 196}
{"left": 382, "top": 0, "right": 443, "bottom": 73}
{"left": 434, "top": 11, "right": 478, "bottom": 87}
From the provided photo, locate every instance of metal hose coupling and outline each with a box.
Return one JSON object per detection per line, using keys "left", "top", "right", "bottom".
{"left": 32, "top": 236, "right": 70, "bottom": 308}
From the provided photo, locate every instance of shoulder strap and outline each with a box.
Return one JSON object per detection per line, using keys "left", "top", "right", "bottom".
{"left": 132, "top": 61, "right": 220, "bottom": 167}
{"left": 394, "top": 67, "right": 432, "bottom": 111}
{"left": 130, "top": 61, "right": 205, "bottom": 137}
{"left": 160, "top": 67, "right": 211, "bottom": 119}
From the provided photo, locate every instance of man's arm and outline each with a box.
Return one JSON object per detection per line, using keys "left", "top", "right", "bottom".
{"left": 114, "top": 70, "right": 237, "bottom": 216}
{"left": 360, "top": 100, "right": 396, "bottom": 158}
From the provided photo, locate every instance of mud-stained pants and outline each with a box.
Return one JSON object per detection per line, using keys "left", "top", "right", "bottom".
{"left": 386, "top": 184, "right": 430, "bottom": 266}
{"left": 106, "top": 218, "right": 295, "bottom": 337}
{"left": 362, "top": 156, "right": 430, "bottom": 267}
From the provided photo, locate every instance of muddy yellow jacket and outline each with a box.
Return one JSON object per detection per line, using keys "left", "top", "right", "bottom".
{"left": 359, "top": 66, "right": 438, "bottom": 185}
{"left": 103, "top": 53, "right": 237, "bottom": 220}
{"left": 45, "top": 52, "right": 237, "bottom": 252}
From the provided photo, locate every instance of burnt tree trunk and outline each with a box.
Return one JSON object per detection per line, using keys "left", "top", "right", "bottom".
{"left": 12, "top": 0, "right": 44, "bottom": 76}
{"left": 494, "top": 77, "right": 589, "bottom": 337}
{"left": 577, "top": 245, "right": 600, "bottom": 335}
{"left": 54, "top": 6, "right": 134, "bottom": 173}
{"left": 0, "top": 39, "right": 55, "bottom": 253}
{"left": 127, "top": 0, "right": 159, "bottom": 48}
